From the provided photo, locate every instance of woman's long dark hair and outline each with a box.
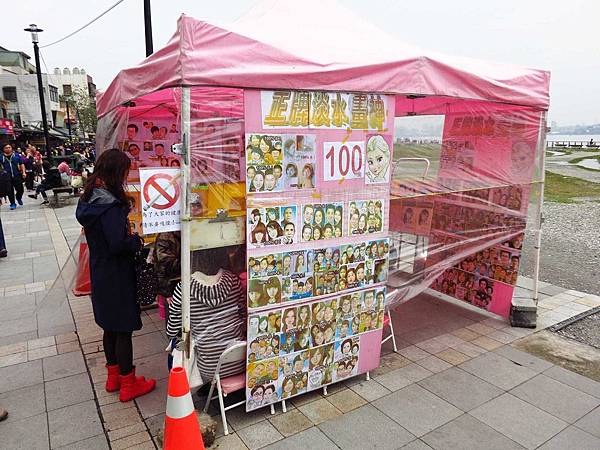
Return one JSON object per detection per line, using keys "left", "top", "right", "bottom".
{"left": 82, "top": 148, "right": 131, "bottom": 205}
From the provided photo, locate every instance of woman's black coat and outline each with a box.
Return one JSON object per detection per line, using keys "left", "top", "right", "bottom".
{"left": 76, "top": 188, "right": 142, "bottom": 332}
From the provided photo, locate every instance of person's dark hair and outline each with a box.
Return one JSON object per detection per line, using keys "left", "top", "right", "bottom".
{"left": 127, "top": 124, "right": 138, "bottom": 132}
{"left": 192, "top": 246, "right": 232, "bottom": 275}
{"left": 250, "top": 385, "right": 264, "bottom": 396}
{"left": 150, "top": 126, "right": 159, "bottom": 134}
{"left": 82, "top": 149, "right": 131, "bottom": 205}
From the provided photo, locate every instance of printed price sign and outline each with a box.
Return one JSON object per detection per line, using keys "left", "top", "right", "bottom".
{"left": 323, "top": 141, "right": 365, "bottom": 181}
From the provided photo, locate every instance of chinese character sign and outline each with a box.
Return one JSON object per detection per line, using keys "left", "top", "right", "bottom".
{"left": 261, "top": 91, "right": 389, "bottom": 132}
{"left": 139, "top": 167, "right": 182, "bottom": 235}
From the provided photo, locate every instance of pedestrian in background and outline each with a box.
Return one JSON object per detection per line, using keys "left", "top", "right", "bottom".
{"left": 28, "top": 161, "right": 62, "bottom": 205}
{"left": 24, "top": 145, "right": 36, "bottom": 191}
{"left": 76, "top": 148, "right": 156, "bottom": 402}
{"left": 1, "top": 144, "right": 25, "bottom": 210}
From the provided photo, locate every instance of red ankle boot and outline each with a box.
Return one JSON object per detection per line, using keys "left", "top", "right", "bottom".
{"left": 119, "top": 371, "right": 156, "bottom": 402}
{"left": 107, "top": 365, "right": 148, "bottom": 393}
{"left": 105, "top": 364, "right": 120, "bottom": 392}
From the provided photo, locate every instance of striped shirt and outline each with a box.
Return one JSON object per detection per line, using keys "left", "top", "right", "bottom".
{"left": 168, "top": 270, "right": 246, "bottom": 380}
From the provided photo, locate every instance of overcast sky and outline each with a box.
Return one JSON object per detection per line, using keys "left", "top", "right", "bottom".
{"left": 4, "top": 0, "right": 598, "bottom": 125}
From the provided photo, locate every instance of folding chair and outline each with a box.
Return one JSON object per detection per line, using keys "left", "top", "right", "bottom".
{"left": 203, "top": 341, "right": 274, "bottom": 435}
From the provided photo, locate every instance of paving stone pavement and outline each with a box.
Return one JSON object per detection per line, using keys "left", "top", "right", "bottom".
{"left": 2, "top": 196, "right": 600, "bottom": 449}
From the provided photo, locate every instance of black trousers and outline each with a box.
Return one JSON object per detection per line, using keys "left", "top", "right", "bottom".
{"left": 103, "top": 331, "right": 134, "bottom": 375}
{"left": 25, "top": 171, "right": 34, "bottom": 190}
{"left": 35, "top": 184, "right": 49, "bottom": 200}
{"left": 7, "top": 176, "right": 24, "bottom": 205}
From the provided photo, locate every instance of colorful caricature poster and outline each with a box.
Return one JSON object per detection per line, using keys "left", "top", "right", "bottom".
{"left": 427, "top": 184, "right": 527, "bottom": 317}
{"left": 246, "top": 286, "right": 386, "bottom": 410}
{"left": 119, "top": 120, "right": 181, "bottom": 183}
{"left": 348, "top": 199, "right": 385, "bottom": 235}
{"left": 246, "top": 134, "right": 284, "bottom": 193}
{"left": 247, "top": 206, "right": 298, "bottom": 248}
{"left": 246, "top": 133, "right": 316, "bottom": 193}
{"left": 365, "top": 134, "right": 392, "bottom": 184}
{"left": 282, "top": 134, "right": 316, "bottom": 190}
{"left": 300, "top": 203, "right": 344, "bottom": 242}
{"left": 247, "top": 238, "right": 390, "bottom": 310}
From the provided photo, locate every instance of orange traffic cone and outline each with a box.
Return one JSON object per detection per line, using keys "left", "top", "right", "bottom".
{"left": 164, "top": 367, "right": 205, "bottom": 450}
{"left": 72, "top": 240, "right": 91, "bottom": 296}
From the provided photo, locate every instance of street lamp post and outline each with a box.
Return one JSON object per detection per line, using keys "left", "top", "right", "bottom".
{"left": 65, "top": 98, "right": 72, "bottom": 143}
{"left": 144, "top": 0, "right": 153, "bottom": 56}
{"left": 24, "top": 24, "right": 52, "bottom": 159}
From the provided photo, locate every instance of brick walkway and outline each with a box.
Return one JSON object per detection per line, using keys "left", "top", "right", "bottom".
{"left": 1, "top": 196, "right": 600, "bottom": 449}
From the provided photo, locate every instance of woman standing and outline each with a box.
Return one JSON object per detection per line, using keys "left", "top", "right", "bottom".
{"left": 76, "top": 149, "right": 155, "bottom": 402}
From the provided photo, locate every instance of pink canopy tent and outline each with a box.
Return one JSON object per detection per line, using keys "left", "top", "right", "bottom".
{"left": 94, "top": 1, "right": 550, "bottom": 345}
{"left": 92, "top": 3, "right": 552, "bottom": 413}
{"left": 97, "top": 0, "right": 550, "bottom": 117}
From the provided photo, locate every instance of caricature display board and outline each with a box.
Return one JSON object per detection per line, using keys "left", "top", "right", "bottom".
{"left": 117, "top": 119, "right": 181, "bottom": 183}
{"left": 244, "top": 89, "right": 394, "bottom": 411}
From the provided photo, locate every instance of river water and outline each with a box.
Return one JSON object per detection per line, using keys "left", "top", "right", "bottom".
{"left": 547, "top": 134, "right": 600, "bottom": 143}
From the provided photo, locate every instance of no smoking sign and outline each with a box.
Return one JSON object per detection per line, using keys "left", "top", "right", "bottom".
{"left": 139, "top": 168, "right": 182, "bottom": 234}
{"left": 143, "top": 173, "right": 180, "bottom": 210}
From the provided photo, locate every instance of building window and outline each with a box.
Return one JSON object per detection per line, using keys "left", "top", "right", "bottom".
{"left": 2, "top": 87, "right": 17, "bottom": 102}
{"left": 49, "top": 85, "right": 59, "bottom": 102}
{"left": 63, "top": 84, "right": 72, "bottom": 96}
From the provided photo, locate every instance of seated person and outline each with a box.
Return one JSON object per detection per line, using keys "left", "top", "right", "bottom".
{"left": 58, "top": 161, "right": 71, "bottom": 186}
{"left": 28, "top": 161, "right": 66, "bottom": 205}
{"left": 167, "top": 247, "right": 246, "bottom": 382}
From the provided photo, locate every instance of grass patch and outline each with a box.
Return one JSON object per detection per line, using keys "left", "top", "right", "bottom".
{"left": 567, "top": 155, "right": 600, "bottom": 173}
{"left": 544, "top": 171, "right": 600, "bottom": 203}
{"left": 546, "top": 147, "right": 573, "bottom": 156}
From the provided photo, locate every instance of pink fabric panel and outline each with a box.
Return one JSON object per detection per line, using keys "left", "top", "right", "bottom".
{"left": 357, "top": 330, "right": 383, "bottom": 373}
{"left": 220, "top": 373, "right": 246, "bottom": 394}
{"left": 487, "top": 283, "right": 514, "bottom": 318}
{"left": 98, "top": 5, "right": 550, "bottom": 117}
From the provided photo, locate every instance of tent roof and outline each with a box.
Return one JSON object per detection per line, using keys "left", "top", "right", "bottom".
{"left": 97, "top": 0, "right": 550, "bottom": 117}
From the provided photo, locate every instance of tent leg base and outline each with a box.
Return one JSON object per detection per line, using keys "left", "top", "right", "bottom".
{"left": 510, "top": 298, "right": 537, "bottom": 329}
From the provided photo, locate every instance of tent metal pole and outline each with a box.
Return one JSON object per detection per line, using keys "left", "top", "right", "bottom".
{"left": 532, "top": 111, "right": 547, "bottom": 306}
{"left": 181, "top": 87, "right": 192, "bottom": 360}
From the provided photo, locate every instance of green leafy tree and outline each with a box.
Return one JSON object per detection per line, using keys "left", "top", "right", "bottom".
{"left": 60, "top": 86, "right": 97, "bottom": 141}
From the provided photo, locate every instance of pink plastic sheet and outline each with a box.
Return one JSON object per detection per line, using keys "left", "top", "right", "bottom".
{"left": 95, "top": 87, "right": 545, "bottom": 417}
{"left": 387, "top": 99, "right": 545, "bottom": 318}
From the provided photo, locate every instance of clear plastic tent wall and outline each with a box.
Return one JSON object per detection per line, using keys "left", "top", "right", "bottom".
{"left": 96, "top": 88, "right": 545, "bottom": 320}
{"left": 95, "top": 88, "right": 545, "bottom": 413}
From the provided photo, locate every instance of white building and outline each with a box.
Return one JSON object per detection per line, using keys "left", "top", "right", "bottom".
{"left": 0, "top": 46, "right": 96, "bottom": 147}
{"left": 49, "top": 67, "right": 96, "bottom": 133}
{"left": 50, "top": 67, "right": 96, "bottom": 101}
{"left": 0, "top": 46, "right": 59, "bottom": 129}
{"left": 0, "top": 73, "right": 59, "bottom": 127}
